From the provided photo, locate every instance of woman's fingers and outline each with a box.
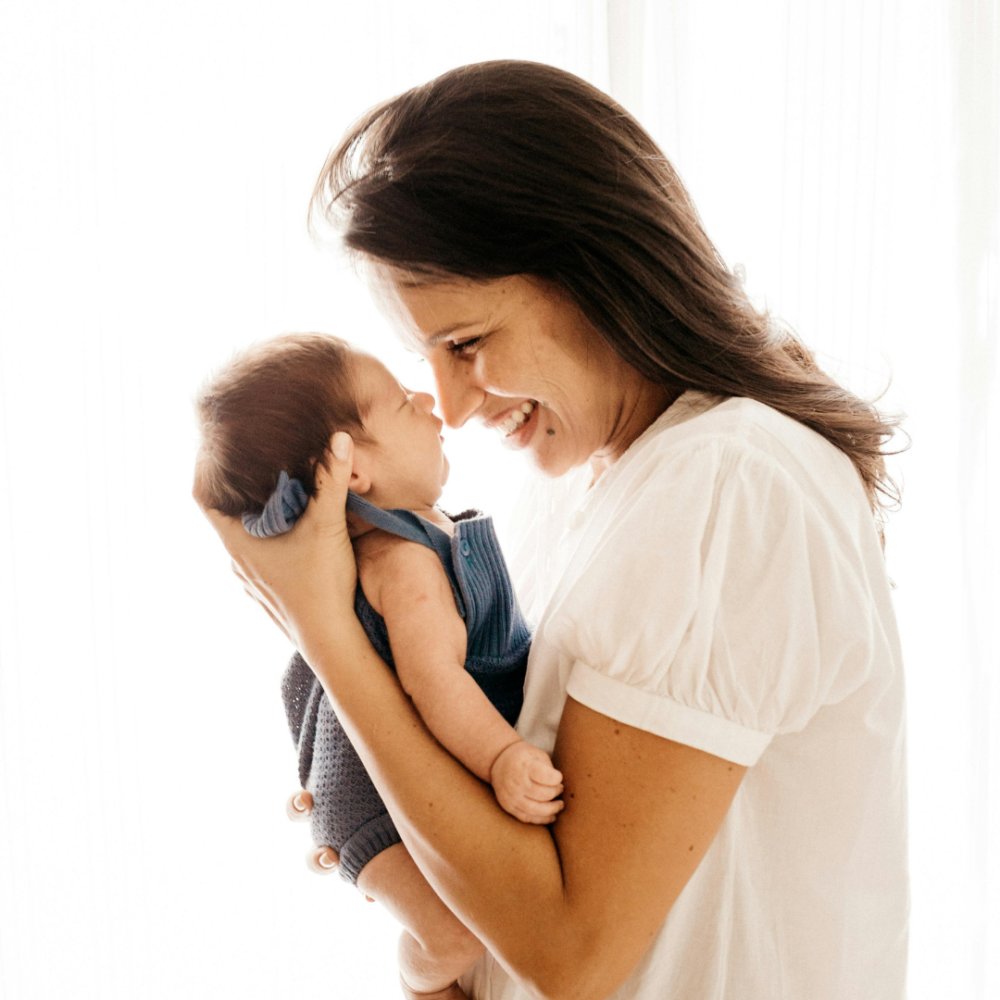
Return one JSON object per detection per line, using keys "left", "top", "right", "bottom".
{"left": 256, "top": 594, "right": 292, "bottom": 640}
{"left": 201, "top": 505, "right": 258, "bottom": 560}
{"left": 240, "top": 581, "right": 291, "bottom": 640}
{"left": 195, "top": 430, "right": 360, "bottom": 651}
{"left": 303, "top": 432, "right": 354, "bottom": 534}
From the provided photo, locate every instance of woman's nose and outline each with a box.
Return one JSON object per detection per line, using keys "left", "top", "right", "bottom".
{"left": 429, "top": 360, "right": 483, "bottom": 428}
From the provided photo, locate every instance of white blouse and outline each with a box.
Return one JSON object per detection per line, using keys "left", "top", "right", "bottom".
{"left": 461, "top": 391, "right": 908, "bottom": 1000}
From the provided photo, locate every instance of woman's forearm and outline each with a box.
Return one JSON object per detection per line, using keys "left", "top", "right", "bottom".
{"left": 298, "top": 613, "right": 578, "bottom": 987}
{"left": 301, "top": 611, "right": 746, "bottom": 1000}
{"left": 202, "top": 443, "right": 746, "bottom": 1000}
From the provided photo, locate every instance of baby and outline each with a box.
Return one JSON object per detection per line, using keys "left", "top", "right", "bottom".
{"left": 194, "top": 333, "right": 563, "bottom": 998}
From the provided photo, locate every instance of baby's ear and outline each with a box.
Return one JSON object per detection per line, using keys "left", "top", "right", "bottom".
{"left": 349, "top": 467, "right": 372, "bottom": 495}
{"left": 334, "top": 432, "right": 373, "bottom": 496}
{"left": 314, "top": 440, "right": 370, "bottom": 495}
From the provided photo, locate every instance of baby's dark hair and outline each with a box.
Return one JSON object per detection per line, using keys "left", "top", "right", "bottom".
{"left": 194, "top": 333, "right": 370, "bottom": 517}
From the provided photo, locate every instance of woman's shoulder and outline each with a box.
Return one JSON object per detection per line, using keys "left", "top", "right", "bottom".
{"left": 510, "top": 392, "right": 881, "bottom": 618}
{"left": 633, "top": 392, "right": 837, "bottom": 464}
{"left": 615, "top": 392, "right": 865, "bottom": 513}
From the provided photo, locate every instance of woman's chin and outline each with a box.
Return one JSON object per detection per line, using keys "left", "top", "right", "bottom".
{"left": 522, "top": 440, "right": 579, "bottom": 479}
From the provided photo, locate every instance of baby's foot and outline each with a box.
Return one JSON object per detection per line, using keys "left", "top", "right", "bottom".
{"left": 306, "top": 845, "right": 339, "bottom": 874}
{"left": 399, "top": 976, "right": 469, "bottom": 1000}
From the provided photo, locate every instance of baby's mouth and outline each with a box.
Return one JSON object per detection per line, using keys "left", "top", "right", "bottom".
{"left": 498, "top": 400, "right": 536, "bottom": 438}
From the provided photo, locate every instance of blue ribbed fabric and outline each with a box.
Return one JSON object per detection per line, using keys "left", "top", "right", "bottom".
{"left": 242, "top": 471, "right": 309, "bottom": 537}
{"left": 267, "top": 473, "right": 532, "bottom": 883}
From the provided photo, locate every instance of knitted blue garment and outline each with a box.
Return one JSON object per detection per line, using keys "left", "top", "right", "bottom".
{"left": 254, "top": 473, "right": 532, "bottom": 883}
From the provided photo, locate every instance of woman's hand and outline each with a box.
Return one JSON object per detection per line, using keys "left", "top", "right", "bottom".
{"left": 195, "top": 432, "right": 358, "bottom": 651}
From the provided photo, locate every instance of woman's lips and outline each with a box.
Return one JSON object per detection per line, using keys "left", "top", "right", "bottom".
{"left": 496, "top": 400, "right": 539, "bottom": 450}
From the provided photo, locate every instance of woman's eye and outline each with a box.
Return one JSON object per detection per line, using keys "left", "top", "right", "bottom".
{"left": 447, "top": 336, "right": 483, "bottom": 357}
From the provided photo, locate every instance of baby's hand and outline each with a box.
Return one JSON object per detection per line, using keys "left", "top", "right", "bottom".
{"left": 490, "top": 740, "right": 564, "bottom": 825}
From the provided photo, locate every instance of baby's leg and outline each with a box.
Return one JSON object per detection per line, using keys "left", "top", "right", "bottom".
{"left": 357, "top": 842, "right": 484, "bottom": 999}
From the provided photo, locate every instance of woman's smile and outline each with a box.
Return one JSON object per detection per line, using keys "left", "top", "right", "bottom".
{"left": 376, "top": 272, "right": 675, "bottom": 478}
{"left": 487, "top": 399, "right": 538, "bottom": 447}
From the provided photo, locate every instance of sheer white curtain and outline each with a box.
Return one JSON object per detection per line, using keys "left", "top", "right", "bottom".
{"left": 0, "top": 2, "right": 995, "bottom": 998}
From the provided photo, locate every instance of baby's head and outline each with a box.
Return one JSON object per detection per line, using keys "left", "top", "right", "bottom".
{"left": 195, "top": 333, "right": 449, "bottom": 522}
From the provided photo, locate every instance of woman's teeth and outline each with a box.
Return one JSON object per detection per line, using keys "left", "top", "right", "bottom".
{"left": 501, "top": 400, "right": 536, "bottom": 436}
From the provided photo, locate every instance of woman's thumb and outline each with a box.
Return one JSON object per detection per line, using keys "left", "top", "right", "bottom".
{"left": 331, "top": 431, "right": 353, "bottom": 464}
{"left": 317, "top": 431, "right": 354, "bottom": 491}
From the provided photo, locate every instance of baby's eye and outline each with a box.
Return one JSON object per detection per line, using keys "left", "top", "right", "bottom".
{"left": 447, "top": 336, "right": 483, "bottom": 357}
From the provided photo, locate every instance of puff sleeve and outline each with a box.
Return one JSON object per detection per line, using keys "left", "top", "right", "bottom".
{"left": 546, "top": 437, "right": 877, "bottom": 766}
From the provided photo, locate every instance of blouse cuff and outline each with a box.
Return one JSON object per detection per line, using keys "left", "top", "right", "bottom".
{"left": 566, "top": 661, "right": 772, "bottom": 766}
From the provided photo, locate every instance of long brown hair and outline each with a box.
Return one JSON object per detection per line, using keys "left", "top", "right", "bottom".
{"left": 310, "top": 60, "right": 902, "bottom": 524}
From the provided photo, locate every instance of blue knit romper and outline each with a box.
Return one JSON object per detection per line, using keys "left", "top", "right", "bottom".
{"left": 281, "top": 492, "right": 532, "bottom": 884}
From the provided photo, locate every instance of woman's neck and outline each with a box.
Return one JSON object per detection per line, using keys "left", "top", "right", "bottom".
{"left": 589, "top": 378, "right": 681, "bottom": 483}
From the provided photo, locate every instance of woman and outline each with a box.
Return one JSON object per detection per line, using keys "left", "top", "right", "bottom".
{"left": 201, "top": 61, "right": 907, "bottom": 1000}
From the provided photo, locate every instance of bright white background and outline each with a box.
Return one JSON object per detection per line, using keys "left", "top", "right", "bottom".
{"left": 0, "top": 2, "right": 996, "bottom": 998}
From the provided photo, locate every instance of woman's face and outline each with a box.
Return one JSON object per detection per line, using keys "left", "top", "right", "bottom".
{"left": 376, "top": 273, "right": 668, "bottom": 478}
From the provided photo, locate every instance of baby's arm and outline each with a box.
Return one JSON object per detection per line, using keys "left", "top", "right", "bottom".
{"left": 359, "top": 537, "right": 563, "bottom": 824}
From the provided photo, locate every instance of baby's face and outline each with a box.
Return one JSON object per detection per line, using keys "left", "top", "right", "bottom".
{"left": 350, "top": 354, "right": 450, "bottom": 510}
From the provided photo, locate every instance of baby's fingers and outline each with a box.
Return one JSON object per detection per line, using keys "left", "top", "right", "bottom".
{"left": 526, "top": 780, "right": 564, "bottom": 803}
{"left": 528, "top": 760, "right": 563, "bottom": 786}
{"left": 518, "top": 797, "right": 565, "bottom": 825}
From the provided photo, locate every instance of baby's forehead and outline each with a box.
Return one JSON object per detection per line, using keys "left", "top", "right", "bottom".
{"left": 350, "top": 351, "right": 404, "bottom": 406}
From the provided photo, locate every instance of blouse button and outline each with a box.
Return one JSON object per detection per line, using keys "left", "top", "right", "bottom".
{"left": 567, "top": 511, "right": 585, "bottom": 531}
{"left": 460, "top": 540, "right": 471, "bottom": 557}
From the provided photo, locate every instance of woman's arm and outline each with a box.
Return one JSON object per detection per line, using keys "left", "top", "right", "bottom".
{"left": 300, "top": 613, "right": 743, "bottom": 1000}
{"left": 202, "top": 437, "right": 746, "bottom": 1000}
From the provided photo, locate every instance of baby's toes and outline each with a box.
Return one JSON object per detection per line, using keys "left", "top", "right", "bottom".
{"left": 306, "top": 845, "right": 339, "bottom": 874}
{"left": 286, "top": 789, "right": 313, "bottom": 821}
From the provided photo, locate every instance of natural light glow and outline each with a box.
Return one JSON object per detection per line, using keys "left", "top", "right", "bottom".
{"left": 0, "top": 2, "right": 995, "bottom": 998}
